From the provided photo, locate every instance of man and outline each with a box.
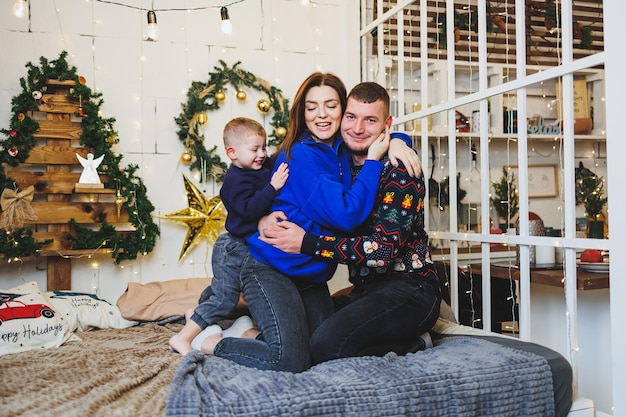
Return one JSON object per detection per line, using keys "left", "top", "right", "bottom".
{"left": 260, "top": 81, "right": 441, "bottom": 364}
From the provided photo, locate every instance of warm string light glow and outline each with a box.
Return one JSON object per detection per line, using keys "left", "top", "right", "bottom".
{"left": 146, "top": 10, "right": 158, "bottom": 41}
{"left": 220, "top": 7, "right": 232, "bottom": 35}
{"left": 12, "top": 0, "right": 27, "bottom": 18}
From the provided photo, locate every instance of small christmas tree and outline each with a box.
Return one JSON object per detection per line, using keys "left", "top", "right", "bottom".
{"left": 577, "top": 169, "right": 607, "bottom": 219}
{"left": 490, "top": 167, "right": 519, "bottom": 227}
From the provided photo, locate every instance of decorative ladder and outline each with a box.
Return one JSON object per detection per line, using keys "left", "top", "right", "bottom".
{"left": 6, "top": 79, "right": 129, "bottom": 290}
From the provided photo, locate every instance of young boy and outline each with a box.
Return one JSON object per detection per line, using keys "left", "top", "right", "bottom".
{"left": 169, "top": 117, "right": 289, "bottom": 356}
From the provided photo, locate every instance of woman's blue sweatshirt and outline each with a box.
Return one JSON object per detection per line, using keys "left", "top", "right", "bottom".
{"left": 246, "top": 133, "right": 383, "bottom": 284}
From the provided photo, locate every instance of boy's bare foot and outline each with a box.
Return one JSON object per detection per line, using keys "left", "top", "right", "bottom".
{"left": 200, "top": 333, "right": 223, "bottom": 355}
{"left": 169, "top": 334, "right": 193, "bottom": 356}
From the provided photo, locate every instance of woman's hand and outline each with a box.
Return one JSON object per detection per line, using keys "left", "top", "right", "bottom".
{"left": 366, "top": 129, "right": 391, "bottom": 162}
{"left": 388, "top": 138, "right": 422, "bottom": 177}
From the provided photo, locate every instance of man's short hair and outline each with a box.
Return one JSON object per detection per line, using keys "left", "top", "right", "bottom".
{"left": 348, "top": 82, "right": 390, "bottom": 115}
{"left": 223, "top": 117, "right": 266, "bottom": 147}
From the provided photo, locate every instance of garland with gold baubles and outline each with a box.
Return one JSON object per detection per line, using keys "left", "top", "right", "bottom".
{"left": 175, "top": 60, "right": 290, "bottom": 183}
{"left": 0, "top": 51, "right": 159, "bottom": 263}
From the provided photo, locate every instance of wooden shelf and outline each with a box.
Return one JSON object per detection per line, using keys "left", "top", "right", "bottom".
{"left": 468, "top": 263, "right": 609, "bottom": 291}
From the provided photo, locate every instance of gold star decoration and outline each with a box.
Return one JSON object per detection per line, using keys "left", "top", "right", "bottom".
{"left": 159, "top": 174, "right": 226, "bottom": 261}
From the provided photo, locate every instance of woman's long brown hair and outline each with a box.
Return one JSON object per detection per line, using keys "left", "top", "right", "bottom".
{"left": 276, "top": 72, "right": 347, "bottom": 160}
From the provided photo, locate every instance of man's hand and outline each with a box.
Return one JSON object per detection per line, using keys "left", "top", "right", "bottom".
{"left": 258, "top": 211, "right": 287, "bottom": 237}
{"left": 258, "top": 219, "right": 306, "bottom": 254}
{"left": 388, "top": 139, "right": 422, "bottom": 177}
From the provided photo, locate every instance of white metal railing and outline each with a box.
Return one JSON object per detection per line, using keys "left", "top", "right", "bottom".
{"left": 360, "top": 0, "right": 611, "bottom": 408}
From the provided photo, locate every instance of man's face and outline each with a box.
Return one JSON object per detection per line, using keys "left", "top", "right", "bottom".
{"left": 340, "top": 97, "right": 389, "bottom": 155}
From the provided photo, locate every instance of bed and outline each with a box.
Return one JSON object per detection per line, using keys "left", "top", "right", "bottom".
{"left": 0, "top": 280, "right": 573, "bottom": 417}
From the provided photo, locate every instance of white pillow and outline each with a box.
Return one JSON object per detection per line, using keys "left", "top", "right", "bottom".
{"left": 0, "top": 281, "right": 75, "bottom": 355}
{"left": 45, "top": 291, "right": 137, "bottom": 332}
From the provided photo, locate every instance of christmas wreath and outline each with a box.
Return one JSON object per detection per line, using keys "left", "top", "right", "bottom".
{"left": 175, "top": 60, "right": 290, "bottom": 183}
{"left": 0, "top": 51, "right": 159, "bottom": 263}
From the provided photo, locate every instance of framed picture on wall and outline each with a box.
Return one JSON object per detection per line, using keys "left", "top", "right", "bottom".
{"left": 507, "top": 164, "right": 559, "bottom": 198}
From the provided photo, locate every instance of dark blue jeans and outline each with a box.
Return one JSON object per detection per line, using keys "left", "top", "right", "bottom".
{"left": 192, "top": 233, "right": 247, "bottom": 328}
{"left": 212, "top": 254, "right": 333, "bottom": 372}
{"left": 310, "top": 275, "right": 441, "bottom": 365}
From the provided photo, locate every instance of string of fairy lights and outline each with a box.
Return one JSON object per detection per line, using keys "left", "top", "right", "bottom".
{"left": 11, "top": 0, "right": 313, "bottom": 40}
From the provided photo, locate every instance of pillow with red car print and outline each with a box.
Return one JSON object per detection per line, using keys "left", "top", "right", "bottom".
{"left": 0, "top": 281, "right": 74, "bottom": 355}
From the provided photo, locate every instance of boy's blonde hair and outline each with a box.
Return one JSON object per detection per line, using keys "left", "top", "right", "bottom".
{"left": 223, "top": 117, "right": 267, "bottom": 148}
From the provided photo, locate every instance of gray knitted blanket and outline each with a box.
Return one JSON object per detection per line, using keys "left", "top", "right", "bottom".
{"left": 166, "top": 335, "right": 556, "bottom": 417}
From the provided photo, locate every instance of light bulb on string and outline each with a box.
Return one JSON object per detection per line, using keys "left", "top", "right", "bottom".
{"left": 13, "top": 0, "right": 27, "bottom": 18}
{"left": 146, "top": 10, "right": 158, "bottom": 41}
{"left": 220, "top": 7, "right": 232, "bottom": 35}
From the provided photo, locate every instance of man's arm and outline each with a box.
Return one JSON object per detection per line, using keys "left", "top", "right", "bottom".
{"left": 261, "top": 166, "right": 425, "bottom": 267}
{"left": 388, "top": 135, "right": 422, "bottom": 177}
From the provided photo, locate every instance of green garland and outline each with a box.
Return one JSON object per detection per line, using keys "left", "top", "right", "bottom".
{"left": 0, "top": 51, "right": 159, "bottom": 263}
{"left": 175, "top": 60, "right": 290, "bottom": 183}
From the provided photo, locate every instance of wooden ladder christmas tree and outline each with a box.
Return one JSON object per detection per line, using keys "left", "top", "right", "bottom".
{"left": 0, "top": 52, "right": 159, "bottom": 290}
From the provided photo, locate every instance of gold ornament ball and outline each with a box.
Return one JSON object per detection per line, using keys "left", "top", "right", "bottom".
{"left": 215, "top": 91, "right": 226, "bottom": 103}
{"left": 275, "top": 126, "right": 287, "bottom": 138}
{"left": 195, "top": 113, "right": 208, "bottom": 125}
{"left": 257, "top": 99, "right": 271, "bottom": 113}
{"left": 236, "top": 90, "right": 247, "bottom": 101}
{"left": 181, "top": 151, "right": 193, "bottom": 165}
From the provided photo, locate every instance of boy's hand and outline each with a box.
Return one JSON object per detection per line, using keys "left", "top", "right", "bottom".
{"left": 258, "top": 211, "right": 287, "bottom": 237}
{"left": 259, "top": 220, "right": 306, "bottom": 254}
{"left": 270, "top": 162, "right": 289, "bottom": 191}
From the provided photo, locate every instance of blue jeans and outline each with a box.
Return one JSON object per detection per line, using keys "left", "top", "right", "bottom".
{"left": 191, "top": 233, "right": 247, "bottom": 328}
{"left": 310, "top": 273, "right": 441, "bottom": 364}
{"left": 212, "top": 254, "right": 333, "bottom": 372}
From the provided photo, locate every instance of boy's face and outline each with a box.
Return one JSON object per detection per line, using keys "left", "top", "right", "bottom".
{"left": 341, "top": 97, "right": 390, "bottom": 157}
{"left": 227, "top": 133, "right": 268, "bottom": 170}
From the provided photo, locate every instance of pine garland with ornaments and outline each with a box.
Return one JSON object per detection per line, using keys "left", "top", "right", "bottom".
{"left": 0, "top": 51, "right": 159, "bottom": 263}
{"left": 175, "top": 60, "right": 290, "bottom": 182}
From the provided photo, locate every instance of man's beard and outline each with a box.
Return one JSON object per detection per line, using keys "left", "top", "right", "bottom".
{"left": 349, "top": 147, "right": 368, "bottom": 156}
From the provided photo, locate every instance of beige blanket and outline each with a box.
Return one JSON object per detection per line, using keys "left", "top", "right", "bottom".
{"left": 0, "top": 323, "right": 182, "bottom": 417}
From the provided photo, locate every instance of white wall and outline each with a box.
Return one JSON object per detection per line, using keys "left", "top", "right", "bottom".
{"left": 0, "top": 0, "right": 360, "bottom": 302}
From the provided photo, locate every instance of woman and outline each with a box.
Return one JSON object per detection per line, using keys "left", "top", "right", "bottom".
{"left": 200, "top": 73, "right": 418, "bottom": 372}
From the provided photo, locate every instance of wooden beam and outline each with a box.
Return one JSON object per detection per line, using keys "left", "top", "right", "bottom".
{"left": 33, "top": 119, "right": 83, "bottom": 140}
{"left": 24, "top": 145, "right": 90, "bottom": 164}
{"left": 47, "top": 256, "right": 72, "bottom": 291}
{"left": 37, "top": 95, "right": 80, "bottom": 114}
{"left": 30, "top": 201, "right": 131, "bottom": 224}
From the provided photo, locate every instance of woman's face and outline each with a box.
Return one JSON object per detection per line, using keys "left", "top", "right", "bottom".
{"left": 304, "top": 85, "right": 343, "bottom": 143}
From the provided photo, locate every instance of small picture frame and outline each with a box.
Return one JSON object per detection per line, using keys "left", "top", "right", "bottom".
{"left": 507, "top": 164, "right": 559, "bottom": 198}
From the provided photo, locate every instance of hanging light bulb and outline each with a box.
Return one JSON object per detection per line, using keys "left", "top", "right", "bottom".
{"left": 220, "top": 7, "right": 232, "bottom": 35}
{"left": 13, "top": 0, "right": 27, "bottom": 18}
{"left": 146, "top": 10, "right": 158, "bottom": 41}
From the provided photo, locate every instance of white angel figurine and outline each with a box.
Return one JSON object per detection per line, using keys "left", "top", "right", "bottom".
{"left": 76, "top": 153, "right": 105, "bottom": 184}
